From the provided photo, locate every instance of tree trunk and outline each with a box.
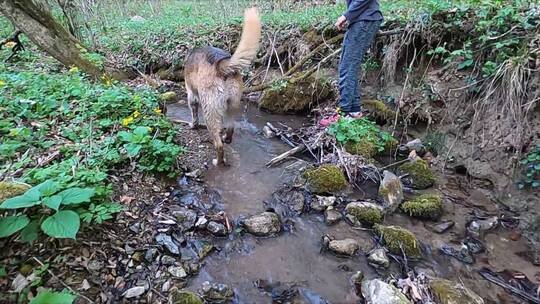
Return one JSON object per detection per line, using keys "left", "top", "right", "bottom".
{"left": 0, "top": 0, "right": 102, "bottom": 78}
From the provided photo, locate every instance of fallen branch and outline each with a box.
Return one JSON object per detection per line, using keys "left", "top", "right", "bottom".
{"left": 266, "top": 144, "right": 306, "bottom": 167}
{"left": 0, "top": 30, "right": 25, "bottom": 61}
{"left": 170, "top": 117, "right": 207, "bottom": 128}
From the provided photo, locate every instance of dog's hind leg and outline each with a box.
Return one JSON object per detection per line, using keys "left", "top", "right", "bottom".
{"left": 187, "top": 89, "right": 200, "bottom": 129}
{"left": 222, "top": 94, "right": 241, "bottom": 144}
{"left": 201, "top": 92, "right": 228, "bottom": 166}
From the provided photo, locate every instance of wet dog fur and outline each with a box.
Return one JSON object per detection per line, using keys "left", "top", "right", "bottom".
{"left": 184, "top": 8, "right": 261, "bottom": 166}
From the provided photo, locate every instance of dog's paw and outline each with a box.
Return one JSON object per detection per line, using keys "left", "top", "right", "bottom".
{"left": 222, "top": 135, "right": 233, "bottom": 144}
{"left": 212, "top": 158, "right": 229, "bottom": 167}
{"left": 189, "top": 123, "right": 199, "bottom": 130}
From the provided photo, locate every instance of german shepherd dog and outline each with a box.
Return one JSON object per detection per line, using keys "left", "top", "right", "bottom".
{"left": 184, "top": 8, "right": 261, "bottom": 166}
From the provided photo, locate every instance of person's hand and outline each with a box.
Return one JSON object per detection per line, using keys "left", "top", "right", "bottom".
{"left": 335, "top": 15, "right": 347, "bottom": 30}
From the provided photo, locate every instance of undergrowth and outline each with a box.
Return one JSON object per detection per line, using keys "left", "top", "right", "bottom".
{"left": 328, "top": 118, "right": 396, "bottom": 153}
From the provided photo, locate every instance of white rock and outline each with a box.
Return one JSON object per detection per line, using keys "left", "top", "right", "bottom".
{"left": 123, "top": 286, "right": 146, "bottom": 298}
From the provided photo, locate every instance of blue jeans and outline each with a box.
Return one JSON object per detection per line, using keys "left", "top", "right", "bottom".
{"left": 338, "top": 20, "right": 381, "bottom": 113}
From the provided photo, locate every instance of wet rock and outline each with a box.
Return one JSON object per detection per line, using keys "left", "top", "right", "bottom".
{"left": 156, "top": 234, "right": 179, "bottom": 255}
{"left": 379, "top": 170, "right": 404, "bottom": 213}
{"left": 374, "top": 225, "right": 421, "bottom": 257}
{"left": 405, "top": 139, "right": 426, "bottom": 156}
{"left": 429, "top": 278, "right": 484, "bottom": 304}
{"left": 401, "top": 194, "right": 443, "bottom": 220}
{"left": 168, "top": 266, "right": 188, "bottom": 279}
{"left": 145, "top": 248, "right": 158, "bottom": 262}
{"left": 312, "top": 195, "right": 336, "bottom": 212}
{"left": 440, "top": 244, "right": 474, "bottom": 264}
{"left": 467, "top": 216, "right": 498, "bottom": 237}
{"left": 130, "top": 15, "right": 146, "bottom": 22}
{"left": 192, "top": 240, "right": 214, "bottom": 260}
{"left": 161, "top": 255, "right": 177, "bottom": 266}
{"left": 272, "top": 187, "right": 305, "bottom": 215}
{"left": 125, "top": 244, "right": 135, "bottom": 255}
{"left": 129, "top": 223, "right": 141, "bottom": 234}
{"left": 427, "top": 221, "right": 455, "bottom": 234}
{"left": 345, "top": 201, "right": 384, "bottom": 227}
{"left": 262, "top": 126, "right": 275, "bottom": 138}
{"left": 195, "top": 216, "right": 208, "bottom": 228}
{"left": 324, "top": 208, "right": 342, "bottom": 225}
{"left": 160, "top": 91, "right": 177, "bottom": 102}
{"left": 200, "top": 281, "right": 234, "bottom": 303}
{"left": 169, "top": 288, "right": 204, "bottom": 304}
{"left": 367, "top": 248, "right": 390, "bottom": 269}
{"left": 242, "top": 212, "right": 281, "bottom": 236}
{"left": 324, "top": 237, "right": 360, "bottom": 256}
{"left": 259, "top": 72, "right": 333, "bottom": 113}
{"left": 123, "top": 286, "right": 146, "bottom": 298}
{"left": 173, "top": 209, "right": 198, "bottom": 232}
{"left": 304, "top": 165, "right": 347, "bottom": 194}
{"left": 361, "top": 279, "right": 411, "bottom": 304}
{"left": 345, "top": 139, "right": 378, "bottom": 159}
{"left": 345, "top": 214, "right": 362, "bottom": 227}
{"left": 0, "top": 181, "right": 30, "bottom": 202}
{"left": 397, "top": 158, "right": 436, "bottom": 189}
{"left": 207, "top": 221, "right": 227, "bottom": 237}
{"left": 463, "top": 237, "right": 485, "bottom": 254}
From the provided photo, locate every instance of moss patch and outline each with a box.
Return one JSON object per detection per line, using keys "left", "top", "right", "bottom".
{"left": 345, "top": 140, "right": 377, "bottom": 158}
{"left": 401, "top": 194, "right": 443, "bottom": 220}
{"left": 169, "top": 289, "right": 204, "bottom": 304}
{"left": 346, "top": 202, "right": 384, "bottom": 226}
{"left": 304, "top": 164, "right": 347, "bottom": 193}
{"left": 429, "top": 278, "right": 484, "bottom": 304}
{"left": 374, "top": 224, "right": 421, "bottom": 257}
{"left": 160, "top": 91, "right": 177, "bottom": 102}
{"left": 398, "top": 158, "right": 436, "bottom": 189}
{"left": 0, "top": 182, "right": 30, "bottom": 203}
{"left": 363, "top": 99, "right": 396, "bottom": 120}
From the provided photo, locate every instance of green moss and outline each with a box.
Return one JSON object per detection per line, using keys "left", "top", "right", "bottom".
{"left": 374, "top": 224, "right": 421, "bottom": 257}
{"left": 429, "top": 278, "right": 484, "bottom": 304}
{"left": 345, "top": 140, "right": 377, "bottom": 158}
{"left": 363, "top": 99, "right": 396, "bottom": 120}
{"left": 346, "top": 202, "right": 383, "bottom": 226}
{"left": 169, "top": 289, "right": 204, "bottom": 304}
{"left": 384, "top": 136, "right": 399, "bottom": 153}
{"left": 0, "top": 182, "right": 30, "bottom": 203}
{"left": 160, "top": 91, "right": 177, "bottom": 102}
{"left": 304, "top": 164, "right": 347, "bottom": 193}
{"left": 398, "top": 159, "right": 436, "bottom": 189}
{"left": 401, "top": 194, "right": 443, "bottom": 220}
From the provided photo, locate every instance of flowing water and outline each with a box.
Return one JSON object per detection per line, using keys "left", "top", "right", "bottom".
{"left": 167, "top": 103, "right": 540, "bottom": 303}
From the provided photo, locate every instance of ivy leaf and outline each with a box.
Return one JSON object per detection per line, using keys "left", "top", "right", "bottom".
{"left": 58, "top": 188, "right": 95, "bottom": 205}
{"left": 40, "top": 211, "right": 80, "bottom": 239}
{"left": 29, "top": 291, "right": 76, "bottom": 304}
{"left": 20, "top": 220, "right": 40, "bottom": 243}
{"left": 0, "top": 215, "right": 30, "bottom": 238}
{"left": 42, "top": 195, "right": 62, "bottom": 211}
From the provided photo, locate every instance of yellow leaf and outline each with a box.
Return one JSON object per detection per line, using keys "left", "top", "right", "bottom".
{"left": 153, "top": 108, "right": 162, "bottom": 114}
{"left": 122, "top": 117, "right": 134, "bottom": 127}
{"left": 133, "top": 110, "right": 141, "bottom": 118}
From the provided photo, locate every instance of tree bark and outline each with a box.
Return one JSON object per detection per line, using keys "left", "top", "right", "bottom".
{"left": 0, "top": 0, "right": 102, "bottom": 78}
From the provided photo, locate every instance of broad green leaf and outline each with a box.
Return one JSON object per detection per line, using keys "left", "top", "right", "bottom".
{"left": 29, "top": 291, "right": 76, "bottom": 304}
{"left": 133, "top": 126, "right": 149, "bottom": 137}
{"left": 20, "top": 220, "right": 40, "bottom": 243}
{"left": 0, "top": 215, "right": 30, "bottom": 238}
{"left": 58, "top": 188, "right": 95, "bottom": 205}
{"left": 42, "top": 195, "right": 62, "bottom": 211}
{"left": 0, "top": 193, "right": 41, "bottom": 209}
{"left": 125, "top": 143, "right": 142, "bottom": 157}
{"left": 40, "top": 211, "right": 80, "bottom": 239}
{"left": 36, "top": 180, "right": 60, "bottom": 197}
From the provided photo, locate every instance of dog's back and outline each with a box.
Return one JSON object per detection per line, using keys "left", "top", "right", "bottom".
{"left": 184, "top": 8, "right": 261, "bottom": 166}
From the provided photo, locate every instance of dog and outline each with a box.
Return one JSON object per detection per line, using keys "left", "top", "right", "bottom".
{"left": 184, "top": 7, "right": 261, "bottom": 166}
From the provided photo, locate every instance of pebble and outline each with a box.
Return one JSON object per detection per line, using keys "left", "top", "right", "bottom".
{"left": 155, "top": 233, "right": 179, "bottom": 255}
{"left": 207, "top": 221, "right": 228, "bottom": 236}
{"left": 367, "top": 248, "right": 390, "bottom": 269}
{"left": 161, "top": 255, "right": 177, "bottom": 266}
{"left": 324, "top": 208, "right": 342, "bottom": 225}
{"left": 168, "top": 266, "right": 188, "bottom": 278}
{"left": 145, "top": 248, "right": 158, "bottom": 262}
{"left": 123, "top": 286, "right": 146, "bottom": 298}
{"left": 428, "top": 221, "right": 455, "bottom": 234}
{"left": 327, "top": 238, "right": 360, "bottom": 256}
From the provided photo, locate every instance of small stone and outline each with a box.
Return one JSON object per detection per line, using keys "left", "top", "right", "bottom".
{"left": 345, "top": 201, "right": 384, "bottom": 226}
{"left": 125, "top": 244, "right": 135, "bottom": 255}
{"left": 361, "top": 279, "right": 411, "bottom": 304}
{"left": 379, "top": 170, "right": 404, "bottom": 213}
{"left": 405, "top": 139, "right": 426, "bottom": 156}
{"left": 129, "top": 223, "right": 141, "bottom": 234}
{"left": 327, "top": 238, "right": 360, "bottom": 256}
{"left": 242, "top": 212, "right": 281, "bottom": 236}
{"left": 195, "top": 216, "right": 208, "bottom": 228}
{"left": 156, "top": 233, "right": 179, "bottom": 255}
{"left": 81, "top": 279, "right": 91, "bottom": 291}
{"left": 132, "top": 251, "right": 143, "bottom": 263}
{"left": 439, "top": 244, "right": 475, "bottom": 264}
{"left": 161, "top": 255, "right": 177, "bottom": 266}
{"left": 161, "top": 280, "right": 171, "bottom": 293}
{"left": 145, "top": 248, "right": 158, "bottom": 262}
{"left": 367, "top": 248, "right": 390, "bottom": 269}
{"left": 467, "top": 216, "right": 498, "bottom": 237}
{"left": 123, "top": 286, "right": 146, "bottom": 298}
{"left": 262, "top": 126, "right": 275, "bottom": 138}
{"left": 429, "top": 278, "right": 484, "bottom": 304}
{"left": 324, "top": 208, "right": 342, "bottom": 225}
{"left": 207, "top": 221, "right": 227, "bottom": 237}
{"left": 350, "top": 271, "right": 364, "bottom": 296}
{"left": 87, "top": 259, "right": 104, "bottom": 272}
{"left": 168, "top": 266, "right": 187, "bottom": 279}
{"left": 428, "top": 221, "right": 455, "bottom": 234}
{"left": 11, "top": 273, "right": 29, "bottom": 293}
{"left": 130, "top": 15, "right": 146, "bottom": 22}
{"left": 312, "top": 195, "right": 336, "bottom": 212}
{"left": 200, "top": 281, "right": 234, "bottom": 303}
{"left": 173, "top": 209, "right": 198, "bottom": 232}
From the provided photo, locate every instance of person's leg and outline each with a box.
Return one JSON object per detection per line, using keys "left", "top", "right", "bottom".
{"left": 338, "top": 26, "right": 356, "bottom": 114}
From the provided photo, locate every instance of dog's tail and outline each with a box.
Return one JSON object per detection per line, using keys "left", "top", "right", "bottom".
{"left": 219, "top": 7, "right": 261, "bottom": 75}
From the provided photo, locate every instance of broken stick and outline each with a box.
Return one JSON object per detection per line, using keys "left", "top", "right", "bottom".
{"left": 266, "top": 144, "right": 306, "bottom": 167}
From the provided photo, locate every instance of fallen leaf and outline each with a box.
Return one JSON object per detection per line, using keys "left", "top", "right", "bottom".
{"left": 120, "top": 196, "right": 135, "bottom": 204}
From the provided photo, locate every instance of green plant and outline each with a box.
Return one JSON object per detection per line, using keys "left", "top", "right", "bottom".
{"left": 30, "top": 290, "right": 76, "bottom": 304}
{"left": 0, "top": 180, "right": 95, "bottom": 240}
{"left": 328, "top": 118, "right": 395, "bottom": 153}
{"left": 519, "top": 143, "right": 540, "bottom": 190}
{"left": 79, "top": 202, "right": 123, "bottom": 224}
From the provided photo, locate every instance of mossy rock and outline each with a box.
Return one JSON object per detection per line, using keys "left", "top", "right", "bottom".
{"left": 374, "top": 224, "right": 421, "bottom": 257}
{"left": 345, "top": 202, "right": 384, "bottom": 226}
{"left": 168, "top": 288, "right": 204, "bottom": 304}
{"left": 401, "top": 194, "right": 443, "bottom": 220}
{"left": 363, "top": 99, "right": 396, "bottom": 120}
{"left": 0, "top": 182, "right": 30, "bottom": 203}
{"left": 429, "top": 278, "right": 484, "bottom": 304}
{"left": 344, "top": 140, "right": 377, "bottom": 158}
{"left": 398, "top": 158, "right": 436, "bottom": 189}
{"left": 160, "top": 91, "right": 177, "bottom": 103}
{"left": 259, "top": 72, "right": 333, "bottom": 113}
{"left": 303, "top": 164, "right": 347, "bottom": 194}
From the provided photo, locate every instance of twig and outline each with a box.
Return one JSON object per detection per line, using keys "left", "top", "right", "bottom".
{"left": 32, "top": 257, "right": 95, "bottom": 304}
{"left": 266, "top": 144, "right": 306, "bottom": 167}
{"left": 170, "top": 118, "right": 207, "bottom": 128}
{"left": 378, "top": 158, "right": 409, "bottom": 171}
